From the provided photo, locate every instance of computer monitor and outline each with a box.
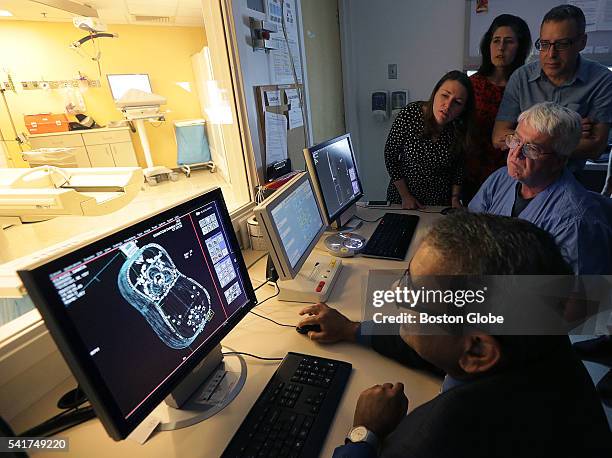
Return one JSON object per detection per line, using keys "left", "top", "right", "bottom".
{"left": 254, "top": 173, "right": 341, "bottom": 302}
{"left": 18, "top": 187, "right": 257, "bottom": 440}
{"left": 107, "top": 74, "right": 153, "bottom": 102}
{"left": 303, "top": 133, "right": 363, "bottom": 228}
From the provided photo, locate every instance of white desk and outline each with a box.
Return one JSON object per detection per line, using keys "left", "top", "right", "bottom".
{"left": 15, "top": 207, "right": 444, "bottom": 457}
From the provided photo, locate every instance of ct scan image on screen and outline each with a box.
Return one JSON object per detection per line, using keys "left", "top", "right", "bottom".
{"left": 312, "top": 137, "right": 361, "bottom": 219}
{"left": 46, "top": 199, "right": 249, "bottom": 419}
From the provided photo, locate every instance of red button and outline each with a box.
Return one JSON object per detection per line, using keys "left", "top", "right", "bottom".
{"left": 316, "top": 281, "right": 326, "bottom": 292}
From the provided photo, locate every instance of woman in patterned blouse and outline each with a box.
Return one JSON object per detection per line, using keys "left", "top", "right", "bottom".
{"left": 465, "top": 14, "right": 531, "bottom": 202}
{"left": 385, "top": 71, "right": 476, "bottom": 209}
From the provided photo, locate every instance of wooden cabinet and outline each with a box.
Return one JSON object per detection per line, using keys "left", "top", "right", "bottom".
{"left": 28, "top": 128, "right": 138, "bottom": 167}
{"left": 86, "top": 145, "right": 115, "bottom": 167}
{"left": 111, "top": 142, "right": 139, "bottom": 167}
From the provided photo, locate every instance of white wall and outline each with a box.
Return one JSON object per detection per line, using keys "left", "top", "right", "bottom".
{"left": 340, "top": 0, "right": 466, "bottom": 199}
{"left": 231, "top": 0, "right": 312, "bottom": 184}
{"left": 302, "top": 0, "right": 345, "bottom": 143}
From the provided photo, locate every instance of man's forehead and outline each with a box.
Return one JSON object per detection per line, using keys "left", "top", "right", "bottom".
{"left": 540, "top": 19, "right": 579, "bottom": 37}
{"left": 516, "top": 121, "right": 552, "bottom": 144}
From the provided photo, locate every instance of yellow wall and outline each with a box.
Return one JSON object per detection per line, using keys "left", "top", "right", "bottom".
{"left": 301, "top": 0, "right": 345, "bottom": 143}
{"left": 0, "top": 20, "right": 206, "bottom": 168}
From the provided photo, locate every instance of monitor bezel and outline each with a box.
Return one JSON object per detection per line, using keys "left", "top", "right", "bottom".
{"left": 253, "top": 172, "right": 326, "bottom": 281}
{"left": 303, "top": 133, "right": 364, "bottom": 226}
{"left": 17, "top": 187, "right": 257, "bottom": 441}
{"left": 106, "top": 73, "right": 153, "bottom": 102}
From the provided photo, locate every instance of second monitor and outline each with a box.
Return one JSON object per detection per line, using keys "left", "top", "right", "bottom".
{"left": 254, "top": 173, "right": 342, "bottom": 302}
{"left": 303, "top": 133, "right": 363, "bottom": 229}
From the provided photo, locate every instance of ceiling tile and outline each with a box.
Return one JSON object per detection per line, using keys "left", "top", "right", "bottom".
{"left": 0, "top": 0, "right": 204, "bottom": 26}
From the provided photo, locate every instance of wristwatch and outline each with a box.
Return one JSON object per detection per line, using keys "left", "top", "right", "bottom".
{"left": 346, "top": 426, "right": 379, "bottom": 448}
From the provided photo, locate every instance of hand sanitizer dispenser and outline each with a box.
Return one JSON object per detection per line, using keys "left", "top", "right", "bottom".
{"left": 391, "top": 90, "right": 408, "bottom": 117}
{"left": 372, "top": 91, "right": 389, "bottom": 122}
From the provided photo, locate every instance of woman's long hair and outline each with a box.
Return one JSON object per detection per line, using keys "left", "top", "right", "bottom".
{"left": 422, "top": 70, "right": 477, "bottom": 156}
{"left": 477, "top": 14, "right": 532, "bottom": 79}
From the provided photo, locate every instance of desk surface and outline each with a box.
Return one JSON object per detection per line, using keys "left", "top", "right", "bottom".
{"left": 20, "top": 206, "right": 445, "bottom": 457}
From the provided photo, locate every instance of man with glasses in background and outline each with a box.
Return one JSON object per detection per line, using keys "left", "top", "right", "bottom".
{"left": 492, "top": 4, "right": 612, "bottom": 173}
{"left": 470, "top": 102, "right": 611, "bottom": 275}
{"left": 471, "top": 101, "right": 612, "bottom": 407}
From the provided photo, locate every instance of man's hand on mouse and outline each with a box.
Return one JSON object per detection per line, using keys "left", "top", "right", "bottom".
{"left": 297, "top": 303, "right": 359, "bottom": 343}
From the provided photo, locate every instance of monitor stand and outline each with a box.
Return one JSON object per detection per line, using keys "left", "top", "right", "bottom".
{"left": 152, "top": 344, "right": 247, "bottom": 431}
{"left": 276, "top": 254, "right": 342, "bottom": 303}
{"left": 330, "top": 203, "right": 362, "bottom": 231}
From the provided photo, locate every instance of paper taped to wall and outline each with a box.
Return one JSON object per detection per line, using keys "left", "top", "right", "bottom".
{"left": 288, "top": 106, "right": 303, "bottom": 129}
{"left": 265, "top": 90, "right": 281, "bottom": 106}
{"left": 265, "top": 111, "right": 288, "bottom": 165}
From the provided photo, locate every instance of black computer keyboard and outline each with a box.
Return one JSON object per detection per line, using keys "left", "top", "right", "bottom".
{"left": 222, "top": 352, "right": 352, "bottom": 458}
{"left": 360, "top": 212, "right": 419, "bottom": 261}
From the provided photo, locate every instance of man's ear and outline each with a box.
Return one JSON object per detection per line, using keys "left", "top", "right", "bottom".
{"left": 458, "top": 334, "right": 501, "bottom": 375}
{"left": 578, "top": 33, "right": 587, "bottom": 51}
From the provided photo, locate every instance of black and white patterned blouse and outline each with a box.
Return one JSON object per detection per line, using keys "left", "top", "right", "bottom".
{"left": 384, "top": 101, "right": 464, "bottom": 205}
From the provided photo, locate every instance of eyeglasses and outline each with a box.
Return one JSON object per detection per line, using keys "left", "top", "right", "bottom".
{"left": 535, "top": 37, "right": 578, "bottom": 52}
{"left": 505, "top": 133, "right": 555, "bottom": 160}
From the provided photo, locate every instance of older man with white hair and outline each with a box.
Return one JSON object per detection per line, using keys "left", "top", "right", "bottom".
{"left": 469, "top": 101, "right": 611, "bottom": 275}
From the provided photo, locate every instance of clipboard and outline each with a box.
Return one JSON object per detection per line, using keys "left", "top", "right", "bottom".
{"left": 254, "top": 83, "right": 307, "bottom": 183}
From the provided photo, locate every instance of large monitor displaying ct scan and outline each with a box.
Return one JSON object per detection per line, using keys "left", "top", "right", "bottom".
{"left": 303, "top": 133, "right": 363, "bottom": 227}
{"left": 18, "top": 187, "right": 256, "bottom": 440}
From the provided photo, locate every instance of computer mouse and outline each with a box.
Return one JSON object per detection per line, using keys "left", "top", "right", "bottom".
{"left": 296, "top": 324, "right": 321, "bottom": 334}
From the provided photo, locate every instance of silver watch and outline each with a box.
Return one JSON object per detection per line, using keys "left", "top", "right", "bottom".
{"left": 347, "top": 426, "right": 379, "bottom": 448}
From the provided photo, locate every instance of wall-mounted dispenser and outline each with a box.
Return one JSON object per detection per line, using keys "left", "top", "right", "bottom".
{"left": 371, "top": 91, "right": 389, "bottom": 122}
{"left": 391, "top": 90, "right": 408, "bottom": 117}
{"left": 249, "top": 18, "right": 279, "bottom": 52}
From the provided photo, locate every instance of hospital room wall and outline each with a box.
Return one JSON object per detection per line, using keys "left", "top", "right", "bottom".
{"left": 0, "top": 21, "right": 206, "bottom": 168}
{"left": 340, "top": 0, "right": 465, "bottom": 200}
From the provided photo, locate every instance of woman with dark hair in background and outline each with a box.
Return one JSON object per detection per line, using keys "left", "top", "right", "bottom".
{"left": 385, "top": 70, "right": 476, "bottom": 209}
{"left": 464, "top": 14, "right": 532, "bottom": 202}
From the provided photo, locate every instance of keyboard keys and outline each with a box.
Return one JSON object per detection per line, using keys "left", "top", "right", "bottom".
{"left": 222, "top": 353, "right": 352, "bottom": 458}
{"left": 361, "top": 213, "right": 419, "bottom": 261}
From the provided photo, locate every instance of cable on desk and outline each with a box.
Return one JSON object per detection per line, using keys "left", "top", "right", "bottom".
{"left": 253, "top": 278, "right": 275, "bottom": 292}
{"left": 222, "top": 351, "right": 284, "bottom": 361}
{"left": 353, "top": 215, "right": 384, "bottom": 223}
{"left": 249, "top": 310, "right": 295, "bottom": 328}
{"left": 255, "top": 282, "right": 280, "bottom": 307}
{"left": 19, "top": 404, "right": 96, "bottom": 437}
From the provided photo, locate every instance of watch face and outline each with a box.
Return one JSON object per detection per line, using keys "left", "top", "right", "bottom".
{"left": 350, "top": 426, "right": 368, "bottom": 442}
